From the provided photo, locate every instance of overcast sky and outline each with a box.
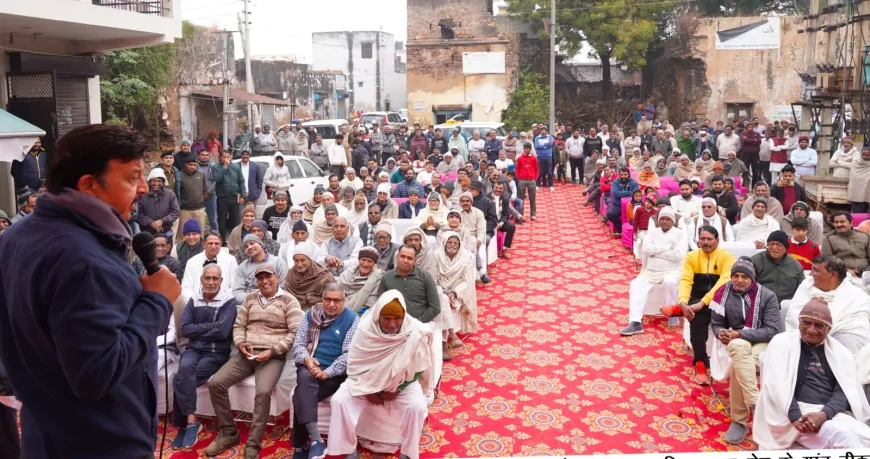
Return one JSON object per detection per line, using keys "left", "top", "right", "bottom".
{"left": 181, "top": 0, "right": 407, "bottom": 63}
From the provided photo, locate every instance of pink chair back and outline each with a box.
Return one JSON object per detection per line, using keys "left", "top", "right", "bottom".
{"left": 444, "top": 172, "right": 458, "bottom": 182}
{"left": 620, "top": 196, "right": 631, "bottom": 224}
{"left": 853, "top": 213, "right": 870, "bottom": 227}
{"left": 393, "top": 197, "right": 409, "bottom": 206}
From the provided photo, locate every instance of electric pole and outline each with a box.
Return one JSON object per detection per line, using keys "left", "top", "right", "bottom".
{"left": 241, "top": 0, "right": 254, "bottom": 125}
{"left": 221, "top": 30, "right": 230, "bottom": 150}
{"left": 549, "top": 0, "right": 556, "bottom": 133}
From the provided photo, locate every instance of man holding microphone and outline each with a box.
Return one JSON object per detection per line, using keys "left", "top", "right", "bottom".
{"left": 0, "top": 124, "right": 181, "bottom": 458}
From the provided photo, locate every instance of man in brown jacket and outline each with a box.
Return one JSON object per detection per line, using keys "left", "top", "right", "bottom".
{"left": 204, "top": 264, "right": 303, "bottom": 459}
{"left": 823, "top": 212, "right": 870, "bottom": 276}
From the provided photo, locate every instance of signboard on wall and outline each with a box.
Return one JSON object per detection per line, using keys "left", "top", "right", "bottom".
{"left": 413, "top": 102, "right": 428, "bottom": 111}
{"left": 462, "top": 52, "right": 506, "bottom": 75}
{"left": 771, "top": 104, "right": 801, "bottom": 123}
{"left": 715, "top": 17, "right": 780, "bottom": 50}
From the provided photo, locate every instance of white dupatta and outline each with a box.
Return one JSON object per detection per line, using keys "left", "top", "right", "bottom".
{"left": 785, "top": 278, "right": 870, "bottom": 355}
{"left": 345, "top": 290, "right": 434, "bottom": 397}
{"left": 754, "top": 330, "right": 870, "bottom": 450}
{"left": 433, "top": 231, "right": 478, "bottom": 334}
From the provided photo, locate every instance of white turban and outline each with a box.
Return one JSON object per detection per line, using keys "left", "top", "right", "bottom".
{"left": 377, "top": 183, "right": 391, "bottom": 195}
{"left": 702, "top": 197, "right": 717, "bottom": 207}
{"left": 293, "top": 241, "right": 315, "bottom": 260}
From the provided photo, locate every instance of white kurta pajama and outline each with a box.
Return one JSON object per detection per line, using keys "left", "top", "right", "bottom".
{"left": 327, "top": 291, "right": 434, "bottom": 459}
{"left": 755, "top": 330, "right": 870, "bottom": 450}
{"left": 784, "top": 278, "right": 870, "bottom": 355}
{"left": 628, "top": 225, "right": 687, "bottom": 323}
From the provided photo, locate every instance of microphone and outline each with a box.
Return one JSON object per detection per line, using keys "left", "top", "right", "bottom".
{"left": 132, "top": 232, "right": 160, "bottom": 275}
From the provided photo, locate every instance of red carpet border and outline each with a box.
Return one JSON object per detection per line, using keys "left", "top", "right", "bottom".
{"left": 156, "top": 181, "right": 753, "bottom": 458}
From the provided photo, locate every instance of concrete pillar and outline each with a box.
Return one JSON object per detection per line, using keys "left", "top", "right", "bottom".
{"left": 87, "top": 75, "right": 102, "bottom": 124}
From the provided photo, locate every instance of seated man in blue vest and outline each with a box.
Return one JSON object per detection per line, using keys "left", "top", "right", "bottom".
{"left": 290, "top": 283, "right": 360, "bottom": 459}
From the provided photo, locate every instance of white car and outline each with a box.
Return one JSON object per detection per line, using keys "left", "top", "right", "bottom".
{"left": 361, "top": 111, "right": 406, "bottom": 130}
{"left": 435, "top": 121, "right": 508, "bottom": 141}
{"left": 234, "top": 155, "right": 329, "bottom": 218}
{"left": 302, "top": 119, "right": 346, "bottom": 147}
{"left": 397, "top": 109, "right": 408, "bottom": 122}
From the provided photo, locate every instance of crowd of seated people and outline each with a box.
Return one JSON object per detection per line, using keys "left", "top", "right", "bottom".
{"left": 594, "top": 119, "right": 870, "bottom": 449}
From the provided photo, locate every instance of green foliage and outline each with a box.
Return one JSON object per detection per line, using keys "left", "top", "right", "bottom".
{"left": 100, "top": 20, "right": 194, "bottom": 127}
{"left": 695, "top": 0, "right": 809, "bottom": 15}
{"left": 502, "top": 69, "right": 549, "bottom": 130}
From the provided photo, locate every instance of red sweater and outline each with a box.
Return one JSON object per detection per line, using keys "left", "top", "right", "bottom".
{"left": 515, "top": 154, "right": 539, "bottom": 180}
{"left": 601, "top": 173, "right": 616, "bottom": 193}
{"left": 632, "top": 206, "right": 658, "bottom": 231}
{"left": 788, "top": 238, "right": 820, "bottom": 270}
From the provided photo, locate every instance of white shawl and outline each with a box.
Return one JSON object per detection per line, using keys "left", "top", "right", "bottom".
{"left": 415, "top": 194, "right": 449, "bottom": 229}
{"left": 433, "top": 231, "right": 478, "bottom": 334}
{"left": 754, "top": 330, "right": 870, "bottom": 450}
{"left": 847, "top": 155, "right": 870, "bottom": 203}
{"left": 346, "top": 195, "right": 369, "bottom": 228}
{"left": 785, "top": 278, "right": 870, "bottom": 355}
{"left": 733, "top": 214, "right": 779, "bottom": 243}
{"left": 345, "top": 290, "right": 434, "bottom": 397}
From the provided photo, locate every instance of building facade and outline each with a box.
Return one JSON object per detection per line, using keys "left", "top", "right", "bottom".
{"left": 406, "top": 0, "right": 520, "bottom": 125}
{"left": 311, "top": 31, "right": 407, "bottom": 114}
{"left": 0, "top": 0, "right": 183, "bottom": 212}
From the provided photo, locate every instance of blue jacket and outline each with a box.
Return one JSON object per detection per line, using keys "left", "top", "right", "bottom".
{"left": 484, "top": 139, "right": 503, "bottom": 162}
{"left": 11, "top": 150, "right": 47, "bottom": 190}
{"left": 534, "top": 135, "right": 554, "bottom": 159}
{"left": 242, "top": 160, "right": 263, "bottom": 202}
{"left": 398, "top": 200, "right": 426, "bottom": 219}
{"left": 609, "top": 178, "right": 639, "bottom": 211}
{"left": 181, "top": 291, "right": 237, "bottom": 355}
{"left": 0, "top": 195, "right": 173, "bottom": 458}
{"left": 393, "top": 179, "right": 424, "bottom": 198}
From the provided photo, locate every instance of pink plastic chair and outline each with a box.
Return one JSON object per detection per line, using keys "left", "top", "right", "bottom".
{"left": 853, "top": 213, "right": 870, "bottom": 227}
{"left": 444, "top": 172, "right": 458, "bottom": 182}
{"left": 622, "top": 223, "right": 634, "bottom": 249}
{"left": 393, "top": 197, "right": 409, "bottom": 206}
{"left": 497, "top": 231, "right": 506, "bottom": 252}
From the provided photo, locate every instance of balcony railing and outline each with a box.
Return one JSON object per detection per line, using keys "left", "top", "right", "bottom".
{"left": 91, "top": 0, "right": 171, "bottom": 17}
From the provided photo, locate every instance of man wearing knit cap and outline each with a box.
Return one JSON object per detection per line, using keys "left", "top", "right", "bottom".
{"left": 398, "top": 187, "right": 426, "bottom": 219}
{"left": 708, "top": 256, "right": 781, "bottom": 444}
{"left": 784, "top": 254, "right": 870, "bottom": 355}
{"left": 751, "top": 230, "right": 805, "bottom": 302}
{"left": 279, "top": 219, "right": 326, "bottom": 266}
{"left": 740, "top": 181, "right": 784, "bottom": 220}
{"left": 337, "top": 246, "right": 384, "bottom": 314}
{"left": 174, "top": 219, "right": 204, "bottom": 282}
{"left": 173, "top": 138, "right": 192, "bottom": 167}
{"left": 458, "top": 191, "right": 489, "bottom": 286}
{"left": 734, "top": 196, "right": 780, "bottom": 247}
{"left": 621, "top": 206, "right": 687, "bottom": 335}
{"left": 232, "top": 234, "right": 289, "bottom": 303}
{"left": 755, "top": 298, "right": 870, "bottom": 450}
{"left": 205, "top": 263, "right": 302, "bottom": 458}
{"left": 372, "top": 222, "right": 399, "bottom": 271}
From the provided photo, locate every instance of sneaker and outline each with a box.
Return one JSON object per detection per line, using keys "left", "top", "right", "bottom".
{"left": 309, "top": 440, "right": 327, "bottom": 459}
{"left": 531, "top": 216, "right": 537, "bottom": 221}
{"left": 204, "top": 427, "right": 240, "bottom": 456}
{"left": 171, "top": 428, "right": 187, "bottom": 449}
{"left": 442, "top": 342, "right": 454, "bottom": 361}
{"left": 667, "top": 317, "right": 680, "bottom": 327}
{"left": 480, "top": 274, "right": 493, "bottom": 284}
{"left": 694, "top": 361, "right": 710, "bottom": 385}
{"left": 244, "top": 446, "right": 260, "bottom": 459}
{"left": 293, "top": 447, "right": 309, "bottom": 459}
{"left": 723, "top": 422, "right": 748, "bottom": 444}
{"left": 181, "top": 421, "right": 202, "bottom": 448}
{"left": 619, "top": 322, "right": 643, "bottom": 336}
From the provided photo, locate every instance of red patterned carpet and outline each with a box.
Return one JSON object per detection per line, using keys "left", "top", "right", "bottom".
{"left": 156, "top": 181, "right": 751, "bottom": 458}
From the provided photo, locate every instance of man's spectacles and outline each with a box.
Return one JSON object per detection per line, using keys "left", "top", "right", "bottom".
{"left": 322, "top": 297, "right": 343, "bottom": 304}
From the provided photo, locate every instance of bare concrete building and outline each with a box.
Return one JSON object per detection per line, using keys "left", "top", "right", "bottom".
{"left": 312, "top": 31, "right": 407, "bottom": 113}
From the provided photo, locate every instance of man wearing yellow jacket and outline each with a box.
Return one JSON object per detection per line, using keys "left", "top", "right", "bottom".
{"left": 677, "top": 225, "right": 736, "bottom": 385}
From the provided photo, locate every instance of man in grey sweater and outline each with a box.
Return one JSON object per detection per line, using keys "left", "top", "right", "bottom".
{"left": 232, "top": 234, "right": 288, "bottom": 303}
{"left": 710, "top": 256, "right": 782, "bottom": 444}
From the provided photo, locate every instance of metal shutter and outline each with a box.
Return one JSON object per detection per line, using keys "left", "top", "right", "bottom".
{"left": 55, "top": 78, "right": 89, "bottom": 137}
{"left": 195, "top": 100, "right": 224, "bottom": 138}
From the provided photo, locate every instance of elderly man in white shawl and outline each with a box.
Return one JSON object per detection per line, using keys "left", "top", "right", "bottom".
{"left": 327, "top": 290, "right": 433, "bottom": 459}
{"left": 686, "top": 197, "right": 735, "bottom": 250}
{"left": 784, "top": 255, "right": 870, "bottom": 355}
{"left": 434, "top": 231, "right": 478, "bottom": 361}
{"left": 620, "top": 207, "right": 687, "bottom": 335}
{"left": 733, "top": 197, "right": 780, "bottom": 249}
{"left": 755, "top": 299, "right": 870, "bottom": 450}
{"left": 338, "top": 247, "right": 385, "bottom": 315}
